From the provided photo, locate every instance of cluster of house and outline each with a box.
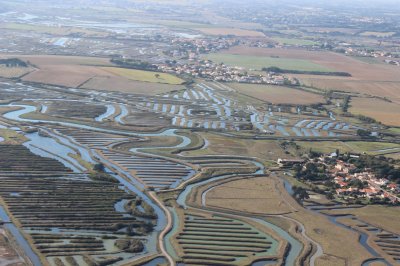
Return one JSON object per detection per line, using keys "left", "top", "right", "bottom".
{"left": 164, "top": 37, "right": 239, "bottom": 60}
{"left": 384, "top": 59, "right": 400, "bottom": 66}
{"left": 343, "top": 47, "right": 388, "bottom": 57}
{"left": 342, "top": 47, "right": 400, "bottom": 66}
{"left": 332, "top": 160, "right": 399, "bottom": 203}
{"left": 159, "top": 60, "right": 288, "bottom": 84}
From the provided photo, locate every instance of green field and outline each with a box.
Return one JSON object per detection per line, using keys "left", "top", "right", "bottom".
{"left": 360, "top": 31, "right": 396, "bottom": 37}
{"left": 272, "top": 37, "right": 318, "bottom": 46}
{"left": 102, "top": 67, "right": 185, "bottom": 85}
{"left": 296, "top": 141, "right": 400, "bottom": 155}
{"left": 204, "top": 53, "right": 332, "bottom": 71}
{"left": 351, "top": 56, "right": 384, "bottom": 65}
{"left": 149, "top": 19, "right": 217, "bottom": 29}
{"left": 388, "top": 127, "right": 400, "bottom": 134}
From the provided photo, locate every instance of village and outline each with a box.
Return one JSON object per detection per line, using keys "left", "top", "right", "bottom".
{"left": 159, "top": 59, "right": 290, "bottom": 84}
{"left": 281, "top": 153, "right": 400, "bottom": 205}
{"left": 332, "top": 159, "right": 399, "bottom": 204}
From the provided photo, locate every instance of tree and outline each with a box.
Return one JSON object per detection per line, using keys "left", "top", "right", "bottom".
{"left": 93, "top": 163, "right": 105, "bottom": 172}
{"left": 326, "top": 192, "right": 334, "bottom": 200}
{"left": 292, "top": 186, "right": 310, "bottom": 202}
{"left": 357, "top": 129, "right": 372, "bottom": 137}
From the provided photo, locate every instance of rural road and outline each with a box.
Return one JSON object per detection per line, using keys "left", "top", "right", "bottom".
{"left": 282, "top": 215, "right": 324, "bottom": 266}
{"left": 149, "top": 191, "right": 175, "bottom": 266}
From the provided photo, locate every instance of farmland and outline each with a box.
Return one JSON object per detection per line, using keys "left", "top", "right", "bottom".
{"left": 349, "top": 97, "right": 400, "bottom": 126}
{"left": 101, "top": 67, "right": 185, "bottom": 85}
{"left": 218, "top": 46, "right": 400, "bottom": 102}
{"left": 81, "top": 77, "right": 185, "bottom": 95}
{"left": 0, "top": 55, "right": 185, "bottom": 89}
{"left": 204, "top": 53, "right": 333, "bottom": 72}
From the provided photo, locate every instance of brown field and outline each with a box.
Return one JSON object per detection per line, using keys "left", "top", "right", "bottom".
{"left": 0, "top": 54, "right": 111, "bottom": 66}
{"left": 0, "top": 54, "right": 112, "bottom": 87}
{"left": 301, "top": 79, "right": 400, "bottom": 104}
{"left": 206, "top": 176, "right": 294, "bottom": 214}
{"left": 23, "top": 65, "right": 111, "bottom": 87}
{"left": 81, "top": 76, "right": 185, "bottom": 95}
{"left": 0, "top": 55, "right": 186, "bottom": 93}
{"left": 0, "top": 66, "right": 34, "bottom": 78}
{"left": 350, "top": 97, "right": 400, "bottom": 126}
{"left": 195, "top": 27, "right": 265, "bottom": 37}
{"left": 221, "top": 46, "right": 400, "bottom": 102}
{"left": 230, "top": 83, "right": 325, "bottom": 104}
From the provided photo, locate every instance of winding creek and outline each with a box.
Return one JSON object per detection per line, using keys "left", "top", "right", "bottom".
{"left": 0, "top": 103, "right": 185, "bottom": 264}
{"left": 0, "top": 102, "right": 390, "bottom": 266}
{"left": 0, "top": 103, "right": 306, "bottom": 266}
{"left": 1, "top": 103, "right": 213, "bottom": 264}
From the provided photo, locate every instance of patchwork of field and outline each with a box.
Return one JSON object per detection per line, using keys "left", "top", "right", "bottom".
{"left": 204, "top": 53, "right": 332, "bottom": 71}
{"left": 350, "top": 97, "right": 400, "bottom": 126}
{"left": 195, "top": 27, "right": 265, "bottom": 37}
{"left": 216, "top": 46, "right": 400, "bottom": 112}
{"left": 0, "top": 55, "right": 184, "bottom": 89}
{"left": 230, "top": 83, "right": 325, "bottom": 104}
{"left": 205, "top": 176, "right": 294, "bottom": 214}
